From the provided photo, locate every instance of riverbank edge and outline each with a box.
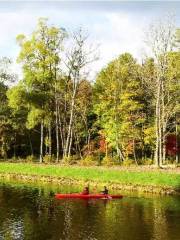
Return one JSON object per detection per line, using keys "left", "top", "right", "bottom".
{"left": 0, "top": 172, "right": 179, "bottom": 195}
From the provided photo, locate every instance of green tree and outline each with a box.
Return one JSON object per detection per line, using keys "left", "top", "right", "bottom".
{"left": 0, "top": 58, "right": 15, "bottom": 159}
{"left": 15, "top": 18, "right": 66, "bottom": 162}
{"left": 94, "top": 53, "right": 144, "bottom": 162}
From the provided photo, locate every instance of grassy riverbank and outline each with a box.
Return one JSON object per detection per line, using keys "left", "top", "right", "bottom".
{"left": 0, "top": 162, "right": 180, "bottom": 194}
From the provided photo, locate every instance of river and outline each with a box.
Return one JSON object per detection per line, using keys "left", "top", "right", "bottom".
{"left": 0, "top": 180, "right": 180, "bottom": 240}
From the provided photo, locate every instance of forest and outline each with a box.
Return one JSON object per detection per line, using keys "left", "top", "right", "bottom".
{"left": 0, "top": 17, "right": 180, "bottom": 167}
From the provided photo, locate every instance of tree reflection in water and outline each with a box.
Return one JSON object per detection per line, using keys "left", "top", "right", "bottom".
{"left": 0, "top": 183, "right": 180, "bottom": 240}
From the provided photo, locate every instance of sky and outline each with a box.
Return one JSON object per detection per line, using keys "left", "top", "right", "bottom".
{"left": 0, "top": 1, "right": 180, "bottom": 80}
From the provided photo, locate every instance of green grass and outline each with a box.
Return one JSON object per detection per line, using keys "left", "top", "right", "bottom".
{"left": 0, "top": 162, "right": 179, "bottom": 189}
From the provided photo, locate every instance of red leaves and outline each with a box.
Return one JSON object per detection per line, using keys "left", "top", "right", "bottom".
{"left": 166, "top": 134, "right": 180, "bottom": 156}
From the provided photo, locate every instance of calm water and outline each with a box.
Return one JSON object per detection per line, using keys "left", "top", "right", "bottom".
{"left": 0, "top": 181, "right": 180, "bottom": 240}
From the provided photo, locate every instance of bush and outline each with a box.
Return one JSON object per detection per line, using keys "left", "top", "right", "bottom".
{"left": 43, "top": 154, "right": 52, "bottom": 164}
{"left": 165, "top": 158, "right": 176, "bottom": 165}
{"left": 101, "top": 156, "right": 115, "bottom": 166}
{"left": 138, "top": 158, "right": 154, "bottom": 165}
{"left": 122, "top": 159, "right": 135, "bottom": 166}
{"left": 142, "top": 158, "right": 154, "bottom": 165}
{"left": 176, "top": 163, "right": 180, "bottom": 168}
{"left": 79, "top": 155, "right": 98, "bottom": 166}
{"left": 62, "top": 155, "right": 78, "bottom": 165}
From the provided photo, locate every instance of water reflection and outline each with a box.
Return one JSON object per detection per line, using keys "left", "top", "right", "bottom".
{"left": 0, "top": 182, "right": 180, "bottom": 240}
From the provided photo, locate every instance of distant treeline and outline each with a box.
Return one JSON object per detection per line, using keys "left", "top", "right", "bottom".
{"left": 0, "top": 18, "right": 180, "bottom": 166}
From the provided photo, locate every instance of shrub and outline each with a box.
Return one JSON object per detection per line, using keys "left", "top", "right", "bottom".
{"left": 143, "top": 158, "right": 154, "bottom": 165}
{"left": 122, "top": 159, "right": 135, "bottom": 166}
{"left": 101, "top": 156, "right": 115, "bottom": 166}
{"left": 43, "top": 154, "right": 52, "bottom": 164}
{"left": 62, "top": 155, "right": 78, "bottom": 165}
{"left": 80, "top": 155, "right": 98, "bottom": 166}
{"left": 136, "top": 158, "right": 154, "bottom": 165}
{"left": 165, "top": 158, "right": 176, "bottom": 165}
{"left": 176, "top": 163, "right": 180, "bottom": 168}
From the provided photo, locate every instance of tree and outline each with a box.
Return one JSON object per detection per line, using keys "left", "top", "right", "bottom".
{"left": 94, "top": 53, "right": 144, "bottom": 162}
{"left": 62, "top": 28, "right": 97, "bottom": 158}
{"left": 165, "top": 52, "right": 180, "bottom": 163}
{"left": 15, "top": 18, "right": 66, "bottom": 162}
{"left": 0, "top": 58, "right": 16, "bottom": 159}
{"left": 175, "top": 28, "right": 180, "bottom": 163}
{"left": 140, "top": 58, "right": 156, "bottom": 160}
{"left": 145, "top": 15, "right": 177, "bottom": 166}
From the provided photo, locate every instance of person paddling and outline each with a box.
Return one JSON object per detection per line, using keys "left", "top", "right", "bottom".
{"left": 81, "top": 186, "right": 89, "bottom": 195}
{"left": 101, "top": 186, "right": 108, "bottom": 195}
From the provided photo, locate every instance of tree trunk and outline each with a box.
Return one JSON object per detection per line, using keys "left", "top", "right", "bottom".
{"left": 87, "top": 130, "right": 91, "bottom": 155}
{"left": 48, "top": 123, "right": 52, "bottom": 157}
{"left": 116, "top": 142, "right": 124, "bottom": 162}
{"left": 65, "top": 90, "right": 76, "bottom": 157}
{"left": 45, "top": 140, "right": 47, "bottom": 155}
{"left": 159, "top": 115, "right": 162, "bottom": 166}
{"left": 28, "top": 131, "right": 33, "bottom": 155}
{"left": 133, "top": 139, "right": 138, "bottom": 165}
{"left": 161, "top": 79, "right": 166, "bottom": 165}
{"left": 155, "top": 103, "right": 160, "bottom": 166}
{"left": 58, "top": 105, "right": 65, "bottom": 158}
{"left": 40, "top": 122, "right": 44, "bottom": 163}
{"left": 68, "top": 128, "right": 73, "bottom": 157}
{"left": 63, "top": 80, "right": 68, "bottom": 157}
{"left": 55, "top": 100, "right": 59, "bottom": 162}
{"left": 13, "top": 133, "right": 16, "bottom": 159}
{"left": 162, "top": 138, "right": 166, "bottom": 164}
{"left": 65, "top": 71, "right": 79, "bottom": 157}
{"left": 155, "top": 76, "right": 161, "bottom": 167}
{"left": 141, "top": 124, "right": 145, "bottom": 162}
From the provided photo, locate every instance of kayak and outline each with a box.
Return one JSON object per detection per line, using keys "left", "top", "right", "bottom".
{"left": 55, "top": 193, "right": 123, "bottom": 199}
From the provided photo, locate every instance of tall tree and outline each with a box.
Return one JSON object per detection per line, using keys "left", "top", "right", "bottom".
{"left": 146, "top": 15, "right": 177, "bottom": 166}
{"left": 63, "top": 28, "right": 97, "bottom": 158}
{"left": 0, "top": 58, "right": 16, "bottom": 159}
{"left": 15, "top": 18, "right": 66, "bottom": 162}
{"left": 94, "top": 53, "right": 144, "bottom": 162}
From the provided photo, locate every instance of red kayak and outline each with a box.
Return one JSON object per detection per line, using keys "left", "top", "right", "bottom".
{"left": 55, "top": 193, "right": 123, "bottom": 199}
